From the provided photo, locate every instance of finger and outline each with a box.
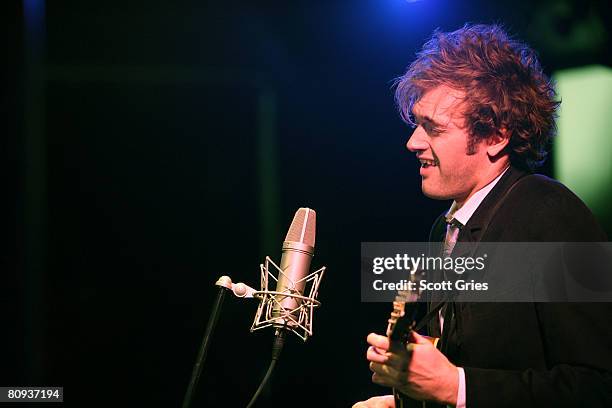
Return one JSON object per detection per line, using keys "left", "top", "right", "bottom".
{"left": 367, "top": 333, "right": 390, "bottom": 350}
{"left": 374, "top": 346, "right": 387, "bottom": 354}
{"left": 369, "top": 361, "right": 388, "bottom": 374}
{"left": 410, "top": 331, "right": 432, "bottom": 345}
{"left": 353, "top": 395, "right": 395, "bottom": 408}
{"left": 370, "top": 363, "right": 404, "bottom": 387}
{"left": 369, "top": 362, "right": 403, "bottom": 380}
{"left": 367, "top": 346, "right": 388, "bottom": 363}
{"left": 371, "top": 372, "right": 395, "bottom": 387}
{"left": 369, "top": 344, "right": 388, "bottom": 356}
{"left": 405, "top": 342, "right": 417, "bottom": 353}
{"left": 384, "top": 351, "right": 409, "bottom": 371}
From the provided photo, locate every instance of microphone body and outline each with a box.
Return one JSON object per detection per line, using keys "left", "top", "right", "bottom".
{"left": 271, "top": 208, "right": 316, "bottom": 328}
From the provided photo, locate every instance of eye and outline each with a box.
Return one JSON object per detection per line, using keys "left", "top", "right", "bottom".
{"left": 423, "top": 123, "right": 442, "bottom": 136}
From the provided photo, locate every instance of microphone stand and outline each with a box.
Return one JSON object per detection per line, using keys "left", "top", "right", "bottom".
{"left": 182, "top": 258, "right": 324, "bottom": 407}
{"left": 181, "top": 277, "right": 231, "bottom": 408}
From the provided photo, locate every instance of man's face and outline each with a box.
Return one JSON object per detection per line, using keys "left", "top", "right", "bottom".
{"left": 406, "top": 85, "right": 491, "bottom": 204}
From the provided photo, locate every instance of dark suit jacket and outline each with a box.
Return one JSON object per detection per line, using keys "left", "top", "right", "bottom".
{"left": 424, "top": 166, "right": 612, "bottom": 407}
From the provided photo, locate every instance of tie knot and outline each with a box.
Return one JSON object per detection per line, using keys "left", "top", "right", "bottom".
{"left": 445, "top": 217, "right": 463, "bottom": 230}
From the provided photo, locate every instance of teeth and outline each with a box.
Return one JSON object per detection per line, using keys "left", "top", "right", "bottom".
{"left": 419, "top": 159, "right": 437, "bottom": 167}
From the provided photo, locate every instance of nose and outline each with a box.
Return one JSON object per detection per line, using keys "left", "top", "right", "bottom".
{"left": 406, "top": 126, "right": 428, "bottom": 152}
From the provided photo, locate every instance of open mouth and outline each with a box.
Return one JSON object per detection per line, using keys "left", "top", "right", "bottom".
{"left": 419, "top": 158, "right": 438, "bottom": 168}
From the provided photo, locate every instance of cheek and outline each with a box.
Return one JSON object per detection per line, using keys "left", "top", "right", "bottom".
{"left": 437, "top": 156, "right": 478, "bottom": 186}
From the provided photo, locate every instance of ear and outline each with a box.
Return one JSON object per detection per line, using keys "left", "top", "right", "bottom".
{"left": 486, "top": 128, "right": 510, "bottom": 158}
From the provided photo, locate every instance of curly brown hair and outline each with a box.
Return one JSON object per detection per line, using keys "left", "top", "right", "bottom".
{"left": 394, "top": 24, "right": 560, "bottom": 169}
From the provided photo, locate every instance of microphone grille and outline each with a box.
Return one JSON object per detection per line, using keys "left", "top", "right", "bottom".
{"left": 285, "top": 208, "right": 316, "bottom": 247}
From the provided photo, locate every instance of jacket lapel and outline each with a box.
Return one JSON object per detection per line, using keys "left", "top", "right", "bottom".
{"left": 457, "top": 166, "right": 528, "bottom": 244}
{"left": 440, "top": 166, "right": 528, "bottom": 358}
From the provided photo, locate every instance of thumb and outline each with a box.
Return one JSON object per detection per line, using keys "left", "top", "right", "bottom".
{"left": 410, "top": 330, "right": 432, "bottom": 345}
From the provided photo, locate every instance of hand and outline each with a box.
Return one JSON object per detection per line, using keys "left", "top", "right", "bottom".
{"left": 366, "top": 331, "right": 458, "bottom": 405}
{"left": 352, "top": 394, "right": 395, "bottom": 408}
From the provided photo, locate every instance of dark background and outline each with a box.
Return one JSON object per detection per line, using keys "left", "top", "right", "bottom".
{"left": 5, "top": 0, "right": 611, "bottom": 407}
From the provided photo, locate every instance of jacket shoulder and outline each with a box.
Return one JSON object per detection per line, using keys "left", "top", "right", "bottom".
{"left": 489, "top": 173, "right": 607, "bottom": 241}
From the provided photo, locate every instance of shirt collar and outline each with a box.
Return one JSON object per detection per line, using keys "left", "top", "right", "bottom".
{"left": 446, "top": 166, "right": 510, "bottom": 227}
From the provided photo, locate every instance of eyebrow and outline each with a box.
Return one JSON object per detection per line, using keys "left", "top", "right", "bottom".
{"left": 413, "top": 113, "right": 445, "bottom": 129}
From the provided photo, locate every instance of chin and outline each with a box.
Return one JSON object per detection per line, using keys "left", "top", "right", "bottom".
{"left": 422, "top": 185, "right": 454, "bottom": 201}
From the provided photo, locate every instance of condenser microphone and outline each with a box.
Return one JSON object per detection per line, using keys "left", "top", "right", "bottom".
{"left": 184, "top": 208, "right": 325, "bottom": 408}
{"left": 271, "top": 208, "right": 316, "bottom": 328}
{"left": 250, "top": 207, "right": 325, "bottom": 341}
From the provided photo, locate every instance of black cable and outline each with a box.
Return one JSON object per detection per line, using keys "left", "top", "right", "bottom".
{"left": 245, "top": 330, "right": 286, "bottom": 408}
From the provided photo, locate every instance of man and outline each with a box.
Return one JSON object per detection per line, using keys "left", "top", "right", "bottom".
{"left": 354, "top": 24, "right": 612, "bottom": 407}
